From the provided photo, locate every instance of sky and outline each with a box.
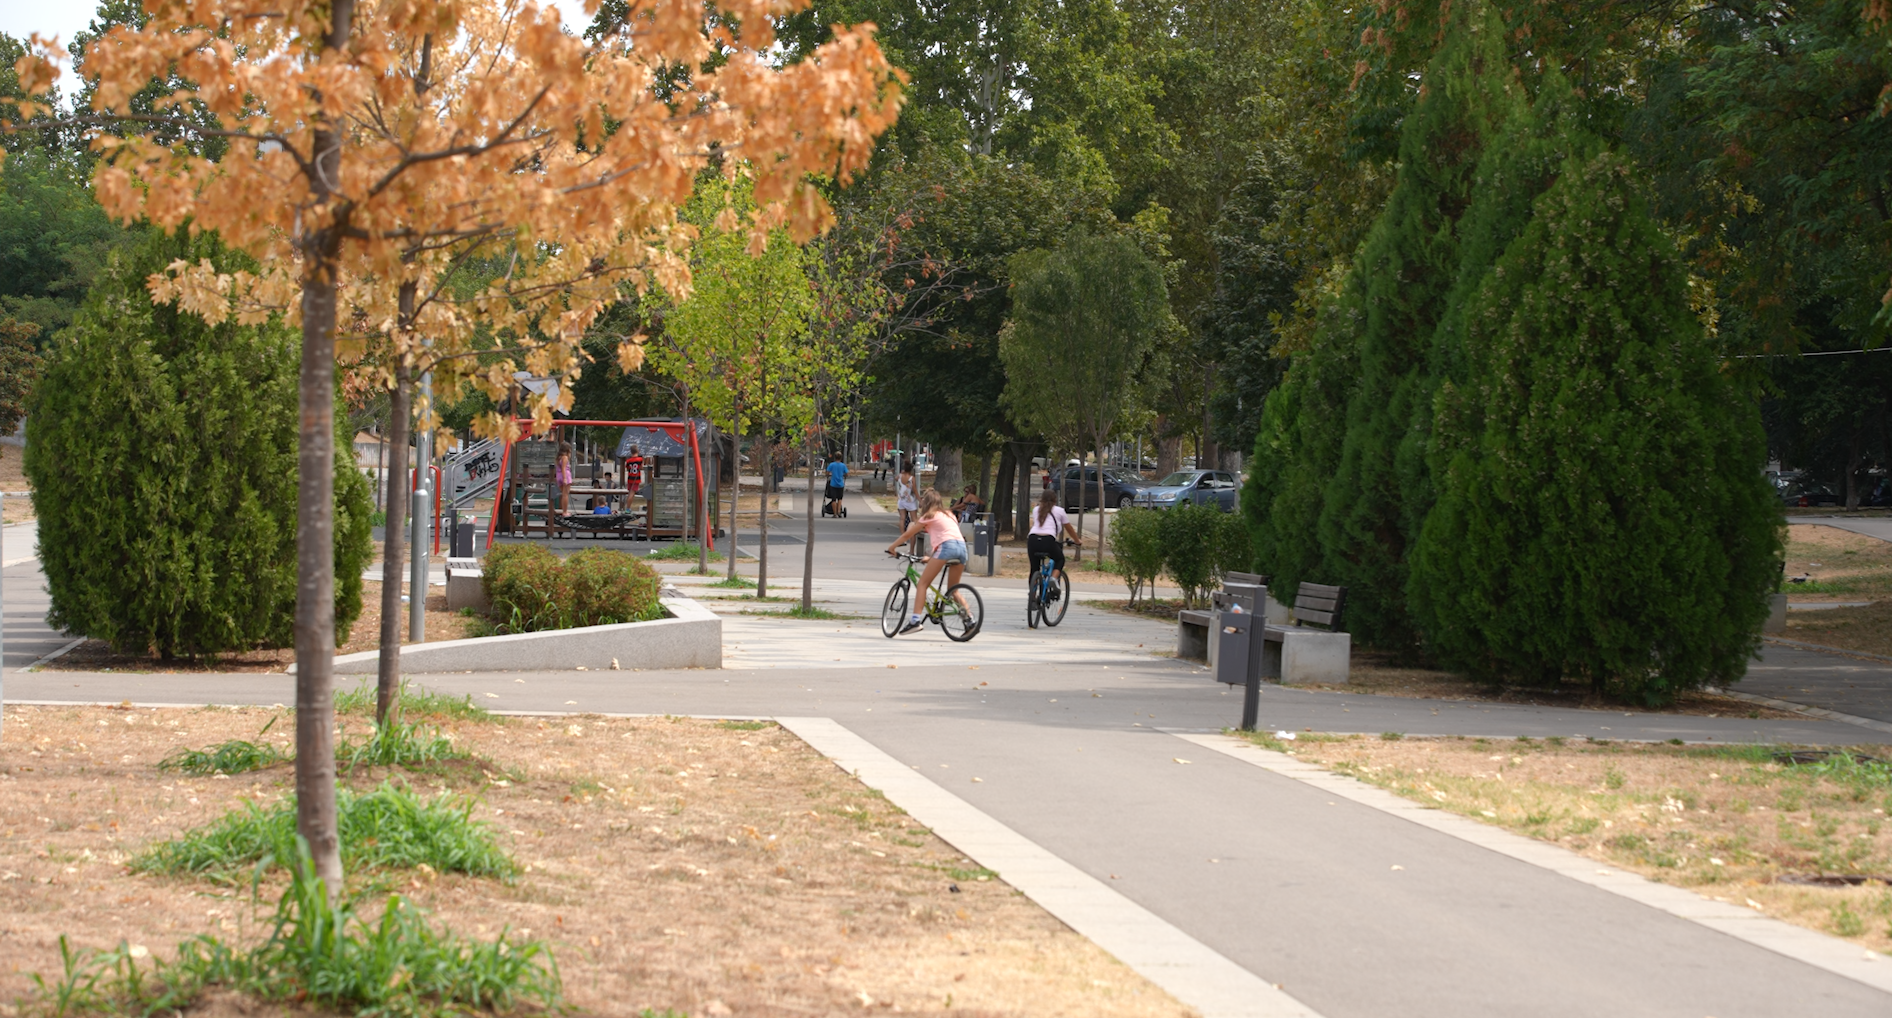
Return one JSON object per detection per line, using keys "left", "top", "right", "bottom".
{"left": 1, "top": 0, "right": 592, "bottom": 58}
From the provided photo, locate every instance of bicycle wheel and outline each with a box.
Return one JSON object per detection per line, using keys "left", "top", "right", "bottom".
{"left": 1026, "top": 576, "right": 1041, "bottom": 629}
{"left": 941, "top": 584, "right": 984, "bottom": 642}
{"left": 880, "top": 579, "right": 911, "bottom": 638}
{"left": 1043, "top": 571, "right": 1071, "bottom": 627}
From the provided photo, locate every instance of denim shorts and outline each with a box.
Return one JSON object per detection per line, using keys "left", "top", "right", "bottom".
{"left": 933, "top": 539, "right": 969, "bottom": 565}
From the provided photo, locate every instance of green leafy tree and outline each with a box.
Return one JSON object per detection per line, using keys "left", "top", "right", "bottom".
{"left": 1409, "top": 144, "right": 1782, "bottom": 704}
{"left": 0, "top": 317, "right": 43, "bottom": 442}
{"left": 1158, "top": 502, "right": 1222, "bottom": 608}
{"left": 1313, "top": 10, "right": 1514, "bottom": 652}
{"left": 647, "top": 172, "right": 815, "bottom": 588}
{"left": 1000, "top": 232, "right": 1167, "bottom": 561}
{"left": 26, "top": 229, "right": 372, "bottom": 659}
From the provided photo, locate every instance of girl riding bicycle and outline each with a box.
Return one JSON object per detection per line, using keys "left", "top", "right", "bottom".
{"left": 887, "top": 488, "right": 972, "bottom": 635}
{"left": 1027, "top": 487, "right": 1082, "bottom": 583}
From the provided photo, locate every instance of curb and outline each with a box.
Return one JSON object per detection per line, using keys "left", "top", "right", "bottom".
{"left": 1708, "top": 687, "right": 1892, "bottom": 737}
{"left": 1764, "top": 635, "right": 1892, "bottom": 666}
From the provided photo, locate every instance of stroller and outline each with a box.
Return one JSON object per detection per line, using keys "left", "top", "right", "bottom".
{"left": 821, "top": 481, "right": 848, "bottom": 518}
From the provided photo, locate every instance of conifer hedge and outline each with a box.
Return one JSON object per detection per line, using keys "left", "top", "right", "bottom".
{"left": 1408, "top": 146, "right": 1782, "bottom": 702}
{"left": 26, "top": 230, "right": 373, "bottom": 659}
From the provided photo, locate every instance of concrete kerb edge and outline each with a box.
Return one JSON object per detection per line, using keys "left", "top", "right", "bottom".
{"left": 1709, "top": 686, "right": 1892, "bottom": 737}
{"left": 775, "top": 715, "right": 1327, "bottom": 1018}
{"left": 289, "top": 594, "right": 722, "bottom": 675}
{"left": 1170, "top": 731, "right": 1892, "bottom": 997}
{"left": 1763, "top": 635, "right": 1892, "bottom": 668}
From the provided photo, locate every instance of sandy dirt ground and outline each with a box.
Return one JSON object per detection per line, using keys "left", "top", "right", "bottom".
{"left": 0, "top": 705, "right": 1193, "bottom": 1018}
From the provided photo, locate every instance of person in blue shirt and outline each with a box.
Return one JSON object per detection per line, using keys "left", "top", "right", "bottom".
{"left": 824, "top": 456, "right": 848, "bottom": 515}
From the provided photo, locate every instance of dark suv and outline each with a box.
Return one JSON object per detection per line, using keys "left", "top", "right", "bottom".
{"left": 1051, "top": 467, "right": 1149, "bottom": 509}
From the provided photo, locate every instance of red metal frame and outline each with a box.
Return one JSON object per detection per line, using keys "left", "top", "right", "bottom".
{"left": 484, "top": 419, "right": 709, "bottom": 550}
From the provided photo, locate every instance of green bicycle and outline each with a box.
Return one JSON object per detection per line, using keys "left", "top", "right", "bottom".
{"left": 880, "top": 552, "right": 985, "bottom": 641}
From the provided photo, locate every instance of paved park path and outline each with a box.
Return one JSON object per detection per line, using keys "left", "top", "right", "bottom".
{"left": 8, "top": 508, "right": 1892, "bottom": 1016}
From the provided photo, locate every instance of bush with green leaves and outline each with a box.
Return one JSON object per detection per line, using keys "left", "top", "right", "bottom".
{"left": 482, "top": 545, "right": 663, "bottom": 633}
{"left": 1409, "top": 138, "right": 1782, "bottom": 705}
{"left": 1158, "top": 503, "right": 1223, "bottom": 608}
{"left": 25, "top": 229, "right": 372, "bottom": 659}
{"left": 1214, "top": 509, "right": 1254, "bottom": 582}
{"left": 1109, "top": 507, "right": 1166, "bottom": 603}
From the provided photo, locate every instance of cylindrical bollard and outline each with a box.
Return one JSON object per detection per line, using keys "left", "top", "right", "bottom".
{"left": 409, "top": 484, "right": 429, "bottom": 643}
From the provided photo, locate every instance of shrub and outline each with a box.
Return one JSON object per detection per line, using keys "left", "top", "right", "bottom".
{"left": 1409, "top": 140, "right": 1782, "bottom": 705}
{"left": 1214, "top": 509, "right": 1254, "bottom": 583}
{"left": 1109, "top": 507, "right": 1166, "bottom": 603}
{"left": 1158, "top": 503, "right": 1222, "bottom": 608}
{"left": 26, "top": 229, "right": 372, "bottom": 659}
{"left": 134, "top": 783, "right": 514, "bottom": 879}
{"left": 483, "top": 545, "right": 663, "bottom": 633}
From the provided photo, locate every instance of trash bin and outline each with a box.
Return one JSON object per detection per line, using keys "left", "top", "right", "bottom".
{"left": 451, "top": 514, "right": 475, "bottom": 557}
{"left": 972, "top": 516, "right": 992, "bottom": 555}
{"left": 1223, "top": 579, "right": 1263, "bottom": 614}
{"left": 1214, "top": 609, "right": 1256, "bottom": 687}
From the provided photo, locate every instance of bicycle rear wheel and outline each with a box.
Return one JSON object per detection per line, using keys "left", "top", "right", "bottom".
{"left": 941, "top": 584, "right": 984, "bottom": 642}
{"left": 1026, "top": 576, "right": 1041, "bottom": 629}
{"left": 1043, "top": 571, "right": 1071, "bottom": 627}
{"left": 880, "top": 579, "right": 911, "bottom": 638}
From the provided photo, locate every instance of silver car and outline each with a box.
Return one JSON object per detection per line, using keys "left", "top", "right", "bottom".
{"left": 1134, "top": 470, "right": 1240, "bottom": 512}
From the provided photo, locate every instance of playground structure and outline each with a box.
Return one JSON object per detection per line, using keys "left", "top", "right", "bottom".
{"left": 485, "top": 418, "right": 722, "bottom": 547}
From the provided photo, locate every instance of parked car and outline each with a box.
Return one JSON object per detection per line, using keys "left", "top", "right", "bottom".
{"left": 1779, "top": 477, "right": 1840, "bottom": 508}
{"left": 1050, "top": 466, "right": 1148, "bottom": 509}
{"left": 1134, "top": 470, "right": 1240, "bottom": 512}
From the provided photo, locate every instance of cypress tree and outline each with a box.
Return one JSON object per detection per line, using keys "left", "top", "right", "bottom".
{"left": 1309, "top": 8, "right": 1514, "bottom": 650}
{"left": 27, "top": 229, "right": 373, "bottom": 659}
{"left": 1407, "top": 143, "right": 1783, "bottom": 703}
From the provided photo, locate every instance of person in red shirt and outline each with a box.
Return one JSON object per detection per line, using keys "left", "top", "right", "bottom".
{"left": 623, "top": 447, "right": 645, "bottom": 500}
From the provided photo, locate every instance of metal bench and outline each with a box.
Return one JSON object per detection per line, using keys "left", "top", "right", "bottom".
{"left": 1259, "top": 582, "right": 1350, "bottom": 683}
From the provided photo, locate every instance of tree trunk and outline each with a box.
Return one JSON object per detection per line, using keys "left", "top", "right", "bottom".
{"left": 291, "top": 0, "right": 353, "bottom": 897}
{"left": 1156, "top": 431, "right": 1181, "bottom": 477}
{"left": 295, "top": 260, "right": 342, "bottom": 894}
{"left": 375, "top": 360, "right": 411, "bottom": 724}
{"left": 935, "top": 446, "right": 962, "bottom": 495}
{"left": 1011, "top": 440, "right": 1033, "bottom": 538}
{"left": 802, "top": 424, "right": 817, "bottom": 613}
{"left": 994, "top": 444, "right": 1016, "bottom": 535}
{"left": 727, "top": 407, "right": 741, "bottom": 582}
{"left": 1200, "top": 361, "right": 1218, "bottom": 468}
{"left": 757, "top": 431, "right": 771, "bottom": 598}
{"left": 1847, "top": 428, "right": 1864, "bottom": 510}
{"left": 1094, "top": 434, "right": 1108, "bottom": 565}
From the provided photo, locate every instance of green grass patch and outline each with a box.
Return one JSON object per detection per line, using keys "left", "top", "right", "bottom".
{"left": 648, "top": 542, "right": 722, "bottom": 562}
{"left": 334, "top": 682, "right": 493, "bottom": 722}
{"left": 715, "top": 719, "right": 773, "bottom": 731}
{"left": 159, "top": 719, "right": 288, "bottom": 776}
{"left": 33, "top": 841, "right": 558, "bottom": 1018}
{"left": 134, "top": 783, "right": 514, "bottom": 880}
{"left": 338, "top": 720, "right": 465, "bottom": 771}
{"left": 780, "top": 603, "right": 848, "bottom": 620}
{"left": 707, "top": 575, "right": 755, "bottom": 588}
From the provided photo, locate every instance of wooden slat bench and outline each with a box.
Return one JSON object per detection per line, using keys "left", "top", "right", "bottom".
{"left": 1260, "top": 582, "right": 1351, "bottom": 683}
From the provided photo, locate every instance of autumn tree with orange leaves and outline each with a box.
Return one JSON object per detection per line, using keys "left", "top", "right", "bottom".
{"left": 5, "top": 0, "right": 900, "bottom": 891}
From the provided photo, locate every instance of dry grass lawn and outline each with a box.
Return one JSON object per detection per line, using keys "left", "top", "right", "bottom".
{"left": 41, "top": 581, "right": 478, "bottom": 674}
{"left": 1239, "top": 731, "right": 1892, "bottom": 954}
{"left": 1784, "top": 524, "right": 1892, "bottom": 600}
{"left": 0, "top": 704, "right": 1190, "bottom": 1018}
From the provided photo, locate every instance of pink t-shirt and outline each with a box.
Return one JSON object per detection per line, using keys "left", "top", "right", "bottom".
{"left": 919, "top": 511, "right": 960, "bottom": 548}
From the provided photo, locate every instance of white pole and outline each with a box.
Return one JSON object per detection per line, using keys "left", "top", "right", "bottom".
{"left": 409, "top": 368, "right": 431, "bottom": 643}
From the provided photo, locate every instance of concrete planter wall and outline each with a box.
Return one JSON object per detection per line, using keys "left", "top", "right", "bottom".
{"left": 323, "top": 593, "right": 720, "bottom": 674}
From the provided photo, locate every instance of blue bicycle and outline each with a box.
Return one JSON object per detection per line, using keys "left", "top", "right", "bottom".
{"left": 1026, "top": 541, "right": 1073, "bottom": 629}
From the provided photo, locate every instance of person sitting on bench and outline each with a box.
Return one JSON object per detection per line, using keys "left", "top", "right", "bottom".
{"left": 952, "top": 484, "right": 987, "bottom": 521}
